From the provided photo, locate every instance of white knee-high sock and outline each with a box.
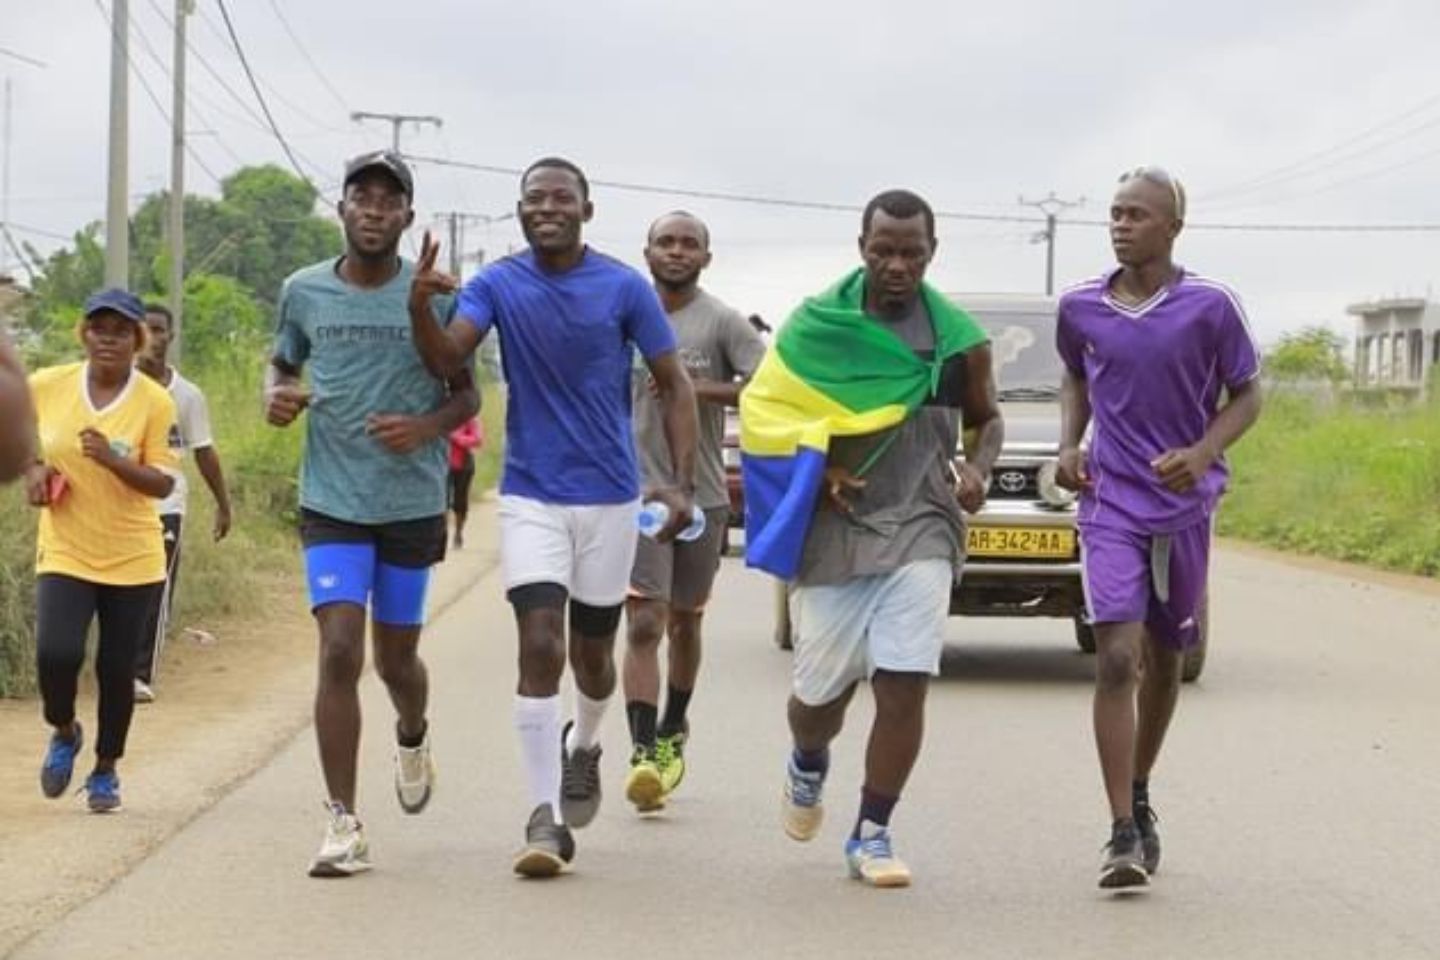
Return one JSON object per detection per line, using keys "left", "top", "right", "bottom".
{"left": 566, "top": 688, "right": 610, "bottom": 753}
{"left": 514, "top": 694, "right": 562, "bottom": 819}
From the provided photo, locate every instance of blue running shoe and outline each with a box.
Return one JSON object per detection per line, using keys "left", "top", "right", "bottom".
{"left": 40, "top": 723, "right": 83, "bottom": 799}
{"left": 84, "top": 770, "right": 121, "bottom": 813}
{"left": 845, "top": 822, "right": 912, "bottom": 888}
{"left": 781, "top": 756, "right": 825, "bottom": 841}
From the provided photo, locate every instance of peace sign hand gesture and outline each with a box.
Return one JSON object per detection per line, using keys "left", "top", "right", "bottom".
{"left": 409, "top": 231, "right": 459, "bottom": 312}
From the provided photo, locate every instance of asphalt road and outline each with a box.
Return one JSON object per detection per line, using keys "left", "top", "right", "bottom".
{"left": 13, "top": 543, "right": 1440, "bottom": 959}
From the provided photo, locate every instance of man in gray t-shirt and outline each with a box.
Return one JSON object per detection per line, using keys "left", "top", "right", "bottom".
{"left": 778, "top": 191, "right": 1003, "bottom": 890}
{"left": 623, "top": 212, "right": 765, "bottom": 812}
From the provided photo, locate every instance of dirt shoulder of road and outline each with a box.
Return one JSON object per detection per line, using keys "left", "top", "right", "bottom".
{"left": 1217, "top": 536, "right": 1440, "bottom": 600}
{"left": 0, "top": 498, "right": 499, "bottom": 958}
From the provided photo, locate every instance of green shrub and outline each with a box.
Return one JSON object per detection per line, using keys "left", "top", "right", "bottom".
{"left": 1220, "top": 391, "right": 1440, "bottom": 576}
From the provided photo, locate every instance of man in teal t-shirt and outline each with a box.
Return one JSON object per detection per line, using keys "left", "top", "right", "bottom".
{"left": 266, "top": 150, "right": 477, "bottom": 879}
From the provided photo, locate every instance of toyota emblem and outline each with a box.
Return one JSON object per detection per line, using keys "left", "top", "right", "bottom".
{"left": 997, "top": 470, "right": 1027, "bottom": 493}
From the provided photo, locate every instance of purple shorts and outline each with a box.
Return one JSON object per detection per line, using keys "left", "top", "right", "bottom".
{"left": 1079, "top": 519, "right": 1211, "bottom": 650}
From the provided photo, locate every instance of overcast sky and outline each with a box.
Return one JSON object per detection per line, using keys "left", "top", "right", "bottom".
{"left": 5, "top": 1, "right": 1440, "bottom": 345}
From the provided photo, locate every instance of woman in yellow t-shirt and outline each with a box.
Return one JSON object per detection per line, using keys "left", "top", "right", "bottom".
{"left": 24, "top": 288, "right": 179, "bottom": 813}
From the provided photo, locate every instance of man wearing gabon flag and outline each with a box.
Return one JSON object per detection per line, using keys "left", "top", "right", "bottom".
{"left": 740, "top": 189, "right": 1003, "bottom": 888}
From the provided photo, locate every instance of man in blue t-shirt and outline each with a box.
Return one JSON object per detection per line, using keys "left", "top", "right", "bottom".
{"left": 407, "top": 156, "right": 699, "bottom": 878}
{"left": 265, "top": 151, "right": 478, "bottom": 879}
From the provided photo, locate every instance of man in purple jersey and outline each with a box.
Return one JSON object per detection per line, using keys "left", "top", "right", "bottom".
{"left": 1055, "top": 166, "right": 1263, "bottom": 890}
{"left": 407, "top": 157, "right": 699, "bottom": 878}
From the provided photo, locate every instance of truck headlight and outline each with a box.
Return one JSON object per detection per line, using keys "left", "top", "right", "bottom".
{"left": 1037, "top": 461, "right": 1077, "bottom": 508}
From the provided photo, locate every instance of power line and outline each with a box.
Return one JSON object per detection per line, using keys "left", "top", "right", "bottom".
{"left": 0, "top": 220, "right": 71, "bottom": 241}
{"left": 127, "top": 1, "right": 248, "bottom": 171}
{"left": 1071, "top": 216, "right": 1440, "bottom": 233}
{"left": 1201, "top": 92, "right": 1440, "bottom": 204}
{"left": 0, "top": 46, "right": 48, "bottom": 70}
{"left": 403, "top": 154, "right": 1440, "bottom": 234}
{"left": 401, "top": 154, "right": 1039, "bottom": 224}
{"left": 146, "top": 0, "right": 335, "bottom": 182}
{"left": 212, "top": 0, "right": 329, "bottom": 200}
{"left": 192, "top": 2, "right": 348, "bottom": 138}
{"left": 143, "top": 0, "right": 328, "bottom": 178}
{"left": 265, "top": 0, "right": 351, "bottom": 114}
{"left": 90, "top": 0, "right": 223, "bottom": 185}
{"left": 0, "top": 222, "right": 38, "bottom": 282}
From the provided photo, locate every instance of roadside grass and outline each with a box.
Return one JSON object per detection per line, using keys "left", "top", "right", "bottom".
{"left": 1220, "top": 390, "right": 1440, "bottom": 575}
{"left": 474, "top": 383, "right": 506, "bottom": 494}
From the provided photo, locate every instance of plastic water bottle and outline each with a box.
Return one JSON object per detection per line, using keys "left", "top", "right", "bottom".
{"left": 637, "top": 500, "right": 706, "bottom": 542}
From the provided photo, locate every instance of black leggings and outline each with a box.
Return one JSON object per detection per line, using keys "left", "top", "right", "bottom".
{"left": 449, "top": 464, "right": 474, "bottom": 520}
{"left": 36, "top": 574, "right": 163, "bottom": 762}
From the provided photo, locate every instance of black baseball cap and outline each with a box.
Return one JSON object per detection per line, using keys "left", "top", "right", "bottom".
{"left": 343, "top": 150, "right": 414, "bottom": 199}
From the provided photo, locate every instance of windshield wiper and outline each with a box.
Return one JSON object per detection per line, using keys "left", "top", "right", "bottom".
{"left": 998, "top": 386, "right": 1061, "bottom": 401}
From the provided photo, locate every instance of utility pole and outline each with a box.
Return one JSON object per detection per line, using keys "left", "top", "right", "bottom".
{"left": 167, "top": 0, "right": 193, "bottom": 361}
{"left": 349, "top": 111, "right": 442, "bottom": 153}
{"left": 433, "top": 211, "right": 515, "bottom": 277}
{"left": 1019, "top": 192, "right": 1084, "bottom": 296}
{"left": 0, "top": 49, "right": 46, "bottom": 281}
{"left": 105, "top": 0, "right": 130, "bottom": 289}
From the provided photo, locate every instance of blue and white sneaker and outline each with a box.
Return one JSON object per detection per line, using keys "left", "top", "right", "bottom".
{"left": 40, "top": 722, "right": 83, "bottom": 799}
{"left": 845, "top": 821, "right": 912, "bottom": 888}
{"left": 83, "top": 770, "right": 122, "bottom": 813}
{"left": 781, "top": 756, "right": 826, "bottom": 841}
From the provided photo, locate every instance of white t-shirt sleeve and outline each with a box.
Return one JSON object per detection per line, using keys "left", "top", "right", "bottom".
{"left": 176, "top": 376, "right": 215, "bottom": 450}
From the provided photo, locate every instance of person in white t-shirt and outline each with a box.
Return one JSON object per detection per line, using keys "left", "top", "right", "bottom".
{"left": 133, "top": 303, "right": 233, "bottom": 702}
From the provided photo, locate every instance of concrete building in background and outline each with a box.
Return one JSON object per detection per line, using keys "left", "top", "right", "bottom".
{"left": 1349, "top": 297, "right": 1440, "bottom": 394}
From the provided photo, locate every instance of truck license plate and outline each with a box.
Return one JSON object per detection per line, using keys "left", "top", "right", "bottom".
{"left": 966, "top": 527, "right": 1075, "bottom": 559}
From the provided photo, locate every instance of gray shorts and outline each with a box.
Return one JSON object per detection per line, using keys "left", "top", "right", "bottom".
{"left": 628, "top": 507, "right": 729, "bottom": 610}
{"left": 790, "top": 558, "right": 953, "bottom": 706}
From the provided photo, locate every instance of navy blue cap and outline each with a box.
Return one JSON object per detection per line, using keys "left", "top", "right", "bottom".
{"left": 83, "top": 288, "right": 147, "bottom": 324}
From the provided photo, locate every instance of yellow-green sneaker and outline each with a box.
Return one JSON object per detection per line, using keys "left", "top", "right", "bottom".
{"left": 655, "top": 731, "right": 687, "bottom": 795}
{"left": 624, "top": 746, "right": 665, "bottom": 813}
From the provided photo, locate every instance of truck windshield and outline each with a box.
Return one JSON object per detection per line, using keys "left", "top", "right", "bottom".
{"left": 971, "top": 308, "right": 1063, "bottom": 398}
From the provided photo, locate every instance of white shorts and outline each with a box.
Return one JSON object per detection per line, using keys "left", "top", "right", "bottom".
{"left": 789, "top": 558, "right": 953, "bottom": 706}
{"left": 498, "top": 495, "right": 641, "bottom": 606}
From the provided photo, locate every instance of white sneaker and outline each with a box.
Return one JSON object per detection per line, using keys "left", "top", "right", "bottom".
{"left": 308, "top": 801, "right": 372, "bottom": 878}
{"left": 394, "top": 727, "right": 436, "bottom": 814}
{"left": 133, "top": 679, "right": 155, "bottom": 704}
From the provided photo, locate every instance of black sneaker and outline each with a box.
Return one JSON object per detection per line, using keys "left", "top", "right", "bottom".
{"left": 512, "top": 803, "right": 575, "bottom": 878}
{"left": 1099, "top": 819, "right": 1149, "bottom": 889}
{"left": 1135, "top": 801, "right": 1161, "bottom": 876}
{"left": 559, "top": 720, "right": 602, "bottom": 828}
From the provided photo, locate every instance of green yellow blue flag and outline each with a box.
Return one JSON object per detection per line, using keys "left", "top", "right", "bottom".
{"left": 739, "top": 269, "right": 987, "bottom": 579}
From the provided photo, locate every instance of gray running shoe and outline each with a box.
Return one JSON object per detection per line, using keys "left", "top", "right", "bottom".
{"left": 512, "top": 803, "right": 575, "bottom": 878}
{"left": 1135, "top": 802, "right": 1161, "bottom": 875}
{"left": 559, "top": 721, "right": 603, "bottom": 828}
{"left": 1099, "top": 819, "right": 1149, "bottom": 889}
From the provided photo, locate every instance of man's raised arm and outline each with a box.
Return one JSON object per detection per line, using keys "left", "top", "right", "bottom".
{"left": 408, "top": 232, "right": 481, "bottom": 379}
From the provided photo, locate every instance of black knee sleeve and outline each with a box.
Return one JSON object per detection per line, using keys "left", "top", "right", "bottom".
{"left": 569, "top": 600, "right": 623, "bottom": 636}
{"left": 507, "top": 581, "right": 568, "bottom": 614}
